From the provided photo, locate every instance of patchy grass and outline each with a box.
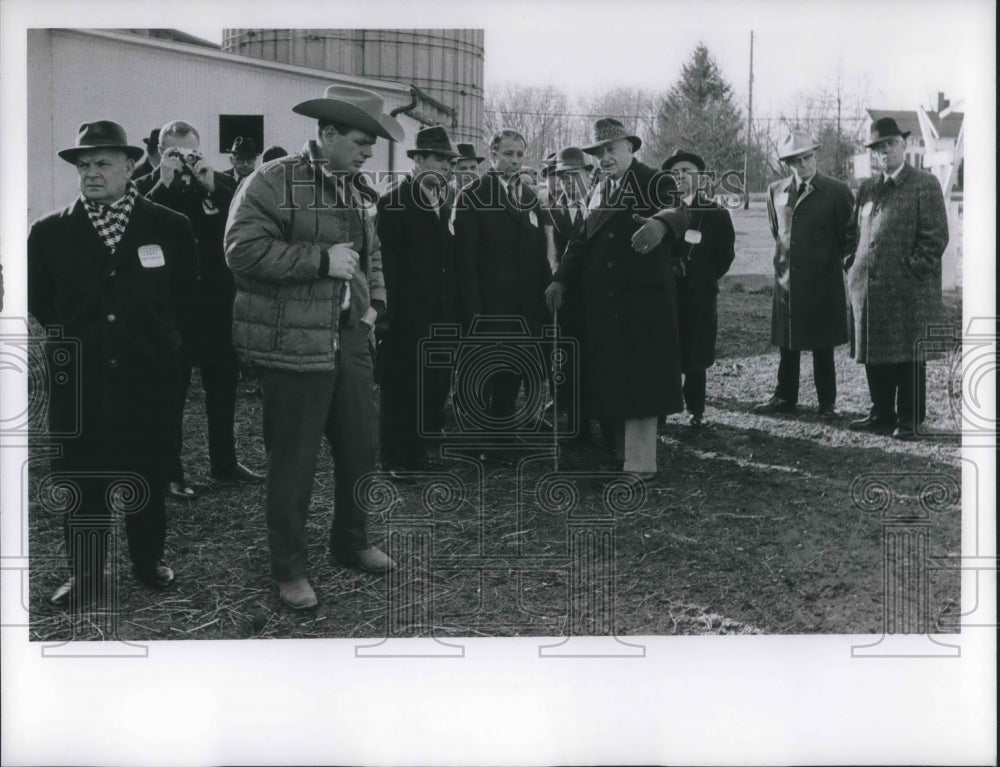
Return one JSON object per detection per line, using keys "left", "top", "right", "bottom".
{"left": 27, "top": 282, "right": 963, "bottom": 641}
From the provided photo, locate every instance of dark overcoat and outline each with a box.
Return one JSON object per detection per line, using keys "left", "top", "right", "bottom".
{"left": 675, "top": 194, "right": 736, "bottom": 372}
{"left": 556, "top": 159, "right": 688, "bottom": 420}
{"left": 377, "top": 175, "right": 459, "bottom": 360}
{"left": 27, "top": 196, "right": 198, "bottom": 470}
{"left": 137, "top": 168, "right": 237, "bottom": 360}
{"left": 454, "top": 170, "right": 550, "bottom": 332}
{"left": 846, "top": 163, "right": 949, "bottom": 364}
{"left": 767, "top": 172, "right": 855, "bottom": 351}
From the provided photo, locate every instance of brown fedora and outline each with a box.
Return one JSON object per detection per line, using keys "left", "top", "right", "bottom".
{"left": 866, "top": 117, "right": 911, "bottom": 148}
{"left": 58, "top": 120, "right": 145, "bottom": 163}
{"left": 582, "top": 118, "right": 642, "bottom": 155}
{"left": 553, "top": 147, "right": 593, "bottom": 175}
{"left": 456, "top": 143, "right": 484, "bottom": 163}
{"left": 406, "top": 125, "right": 458, "bottom": 158}
{"left": 293, "top": 85, "right": 405, "bottom": 142}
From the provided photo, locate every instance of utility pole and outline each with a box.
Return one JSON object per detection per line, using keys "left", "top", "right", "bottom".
{"left": 744, "top": 30, "right": 754, "bottom": 210}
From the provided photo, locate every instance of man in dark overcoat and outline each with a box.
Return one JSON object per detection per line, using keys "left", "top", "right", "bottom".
{"left": 846, "top": 117, "right": 949, "bottom": 439}
{"left": 28, "top": 121, "right": 198, "bottom": 608}
{"left": 377, "top": 126, "right": 460, "bottom": 471}
{"left": 545, "top": 119, "right": 688, "bottom": 478}
{"left": 662, "top": 150, "right": 736, "bottom": 426}
{"left": 454, "top": 129, "right": 551, "bottom": 424}
{"left": 136, "top": 120, "right": 263, "bottom": 498}
{"left": 756, "top": 131, "right": 856, "bottom": 419}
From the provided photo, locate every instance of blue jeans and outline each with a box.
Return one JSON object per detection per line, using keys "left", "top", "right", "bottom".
{"left": 257, "top": 323, "right": 374, "bottom": 581}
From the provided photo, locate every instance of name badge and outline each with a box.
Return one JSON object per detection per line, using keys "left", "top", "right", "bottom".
{"left": 775, "top": 192, "right": 789, "bottom": 207}
{"left": 528, "top": 210, "right": 538, "bottom": 228}
{"left": 861, "top": 201, "right": 874, "bottom": 218}
{"left": 137, "top": 244, "right": 166, "bottom": 268}
{"left": 684, "top": 230, "right": 702, "bottom": 245}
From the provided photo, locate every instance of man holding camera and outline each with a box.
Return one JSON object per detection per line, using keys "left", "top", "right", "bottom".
{"left": 28, "top": 120, "right": 198, "bottom": 608}
{"left": 225, "top": 85, "right": 401, "bottom": 610}
{"left": 136, "top": 120, "right": 263, "bottom": 499}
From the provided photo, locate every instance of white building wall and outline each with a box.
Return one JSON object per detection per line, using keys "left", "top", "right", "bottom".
{"left": 28, "top": 29, "right": 425, "bottom": 222}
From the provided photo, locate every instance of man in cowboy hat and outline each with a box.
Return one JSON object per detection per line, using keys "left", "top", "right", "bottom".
{"left": 226, "top": 136, "right": 260, "bottom": 185}
{"left": 754, "top": 130, "right": 856, "bottom": 420}
{"left": 28, "top": 120, "right": 198, "bottom": 609}
{"left": 846, "top": 117, "right": 948, "bottom": 440}
{"left": 225, "top": 85, "right": 404, "bottom": 609}
{"left": 545, "top": 118, "right": 688, "bottom": 479}
{"left": 135, "top": 120, "right": 264, "bottom": 499}
{"left": 131, "top": 127, "right": 161, "bottom": 180}
{"left": 454, "top": 129, "right": 551, "bottom": 430}
{"left": 377, "top": 125, "right": 460, "bottom": 474}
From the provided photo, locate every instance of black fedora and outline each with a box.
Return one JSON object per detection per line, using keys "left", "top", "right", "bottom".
{"left": 228, "top": 137, "right": 260, "bottom": 158}
{"left": 661, "top": 149, "right": 706, "bottom": 172}
{"left": 866, "top": 117, "right": 910, "bottom": 148}
{"left": 540, "top": 151, "right": 558, "bottom": 177}
{"left": 406, "top": 125, "right": 458, "bottom": 158}
{"left": 143, "top": 128, "right": 161, "bottom": 150}
{"left": 58, "top": 120, "right": 145, "bottom": 163}
{"left": 582, "top": 118, "right": 642, "bottom": 155}
{"left": 456, "top": 143, "right": 484, "bottom": 163}
{"left": 553, "top": 147, "right": 593, "bottom": 175}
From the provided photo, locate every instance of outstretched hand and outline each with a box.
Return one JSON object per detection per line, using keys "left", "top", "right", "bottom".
{"left": 630, "top": 214, "right": 668, "bottom": 254}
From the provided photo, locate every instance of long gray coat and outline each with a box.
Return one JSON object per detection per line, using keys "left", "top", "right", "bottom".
{"left": 766, "top": 172, "right": 855, "bottom": 351}
{"left": 846, "top": 163, "right": 949, "bottom": 364}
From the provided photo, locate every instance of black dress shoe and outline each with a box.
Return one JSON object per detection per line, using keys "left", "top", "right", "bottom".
{"left": 753, "top": 395, "right": 797, "bottom": 414}
{"left": 893, "top": 425, "right": 917, "bottom": 441}
{"left": 167, "top": 481, "right": 197, "bottom": 499}
{"left": 817, "top": 404, "right": 840, "bottom": 420}
{"left": 132, "top": 561, "right": 176, "bottom": 590}
{"left": 211, "top": 463, "right": 265, "bottom": 483}
{"left": 848, "top": 414, "right": 895, "bottom": 434}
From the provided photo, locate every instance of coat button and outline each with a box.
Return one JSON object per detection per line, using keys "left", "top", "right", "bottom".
{"left": 108, "top": 358, "right": 118, "bottom": 368}
{"left": 607, "top": 262, "right": 614, "bottom": 268}
{"left": 608, "top": 233, "right": 615, "bottom": 239}
{"left": 107, "top": 313, "right": 116, "bottom": 322}
{"left": 109, "top": 270, "right": 117, "bottom": 277}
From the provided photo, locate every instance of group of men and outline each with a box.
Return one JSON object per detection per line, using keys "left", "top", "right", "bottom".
{"left": 28, "top": 82, "right": 948, "bottom": 613}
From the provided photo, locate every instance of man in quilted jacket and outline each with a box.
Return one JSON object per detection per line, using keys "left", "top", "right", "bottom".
{"left": 225, "top": 86, "right": 404, "bottom": 610}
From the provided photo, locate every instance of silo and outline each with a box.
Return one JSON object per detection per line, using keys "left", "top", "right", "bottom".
{"left": 222, "top": 29, "right": 484, "bottom": 145}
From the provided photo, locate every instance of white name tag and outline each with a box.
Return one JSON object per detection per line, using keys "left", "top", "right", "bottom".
{"left": 684, "top": 230, "right": 702, "bottom": 245}
{"left": 137, "top": 244, "right": 166, "bottom": 268}
{"left": 861, "top": 201, "right": 874, "bottom": 217}
{"left": 775, "top": 192, "right": 789, "bottom": 207}
{"left": 528, "top": 210, "right": 538, "bottom": 228}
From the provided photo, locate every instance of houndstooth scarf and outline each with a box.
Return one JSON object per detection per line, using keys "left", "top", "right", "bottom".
{"left": 82, "top": 182, "right": 138, "bottom": 254}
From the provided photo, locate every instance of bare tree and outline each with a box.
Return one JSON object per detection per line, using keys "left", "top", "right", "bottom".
{"left": 484, "top": 83, "right": 574, "bottom": 168}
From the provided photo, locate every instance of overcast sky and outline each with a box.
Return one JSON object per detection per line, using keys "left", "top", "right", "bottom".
{"left": 170, "top": 0, "right": 993, "bottom": 118}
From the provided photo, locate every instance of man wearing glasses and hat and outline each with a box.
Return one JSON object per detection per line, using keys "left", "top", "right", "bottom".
{"left": 28, "top": 120, "right": 198, "bottom": 608}
{"left": 755, "top": 131, "right": 856, "bottom": 420}
{"left": 226, "top": 136, "right": 260, "bottom": 186}
{"left": 377, "top": 125, "right": 460, "bottom": 473}
{"left": 845, "top": 117, "right": 949, "bottom": 440}
{"left": 225, "top": 86, "right": 402, "bottom": 609}
{"left": 545, "top": 118, "right": 688, "bottom": 480}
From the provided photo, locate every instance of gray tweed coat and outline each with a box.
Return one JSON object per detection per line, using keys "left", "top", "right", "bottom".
{"left": 846, "top": 163, "right": 949, "bottom": 364}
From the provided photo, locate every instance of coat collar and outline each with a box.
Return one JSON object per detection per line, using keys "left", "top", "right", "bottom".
{"left": 585, "top": 158, "right": 643, "bottom": 238}
{"left": 486, "top": 169, "right": 535, "bottom": 223}
{"left": 62, "top": 195, "right": 155, "bottom": 265}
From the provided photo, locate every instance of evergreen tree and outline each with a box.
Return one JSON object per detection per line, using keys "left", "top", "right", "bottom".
{"left": 650, "top": 43, "right": 747, "bottom": 181}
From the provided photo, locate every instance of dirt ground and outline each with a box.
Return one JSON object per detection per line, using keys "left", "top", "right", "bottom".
{"left": 27, "top": 277, "right": 963, "bottom": 641}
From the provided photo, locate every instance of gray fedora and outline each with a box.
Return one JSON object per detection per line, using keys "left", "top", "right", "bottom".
{"left": 777, "top": 131, "right": 820, "bottom": 161}
{"left": 293, "top": 85, "right": 405, "bottom": 142}
{"left": 553, "top": 147, "right": 593, "bottom": 175}
{"left": 582, "top": 118, "right": 642, "bottom": 155}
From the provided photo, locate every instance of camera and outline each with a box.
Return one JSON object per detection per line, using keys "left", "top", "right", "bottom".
{"left": 419, "top": 316, "right": 578, "bottom": 444}
{"left": 164, "top": 147, "right": 202, "bottom": 167}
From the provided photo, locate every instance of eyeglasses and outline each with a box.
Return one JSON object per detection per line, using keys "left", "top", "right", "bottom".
{"left": 786, "top": 153, "right": 815, "bottom": 166}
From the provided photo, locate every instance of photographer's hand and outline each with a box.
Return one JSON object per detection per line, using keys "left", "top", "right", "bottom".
{"left": 327, "top": 243, "right": 360, "bottom": 280}
{"left": 160, "top": 153, "right": 184, "bottom": 188}
{"left": 191, "top": 158, "right": 216, "bottom": 193}
{"left": 545, "top": 281, "right": 566, "bottom": 313}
